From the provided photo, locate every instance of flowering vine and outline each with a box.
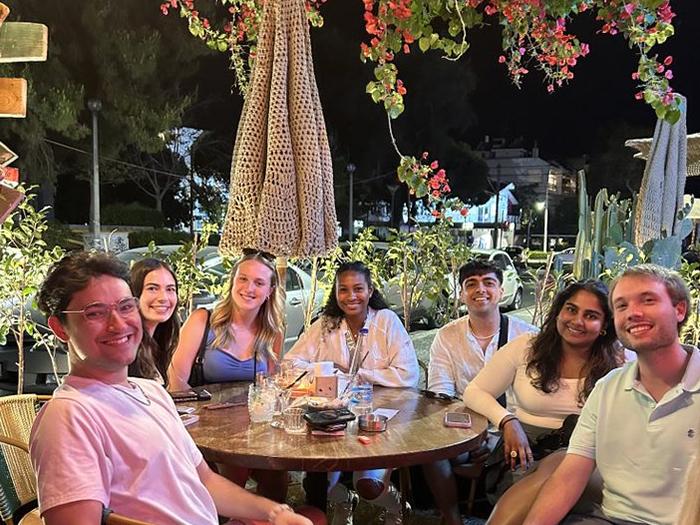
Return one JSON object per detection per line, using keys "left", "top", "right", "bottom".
{"left": 161, "top": 0, "right": 680, "bottom": 208}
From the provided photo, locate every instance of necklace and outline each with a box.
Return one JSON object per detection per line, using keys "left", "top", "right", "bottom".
{"left": 112, "top": 381, "right": 151, "bottom": 406}
{"left": 468, "top": 319, "right": 499, "bottom": 341}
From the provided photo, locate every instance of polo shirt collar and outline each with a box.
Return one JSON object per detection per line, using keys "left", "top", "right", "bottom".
{"left": 680, "top": 345, "right": 700, "bottom": 393}
{"left": 621, "top": 345, "right": 700, "bottom": 393}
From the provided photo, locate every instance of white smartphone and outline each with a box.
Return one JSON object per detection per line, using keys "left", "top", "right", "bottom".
{"left": 443, "top": 412, "right": 472, "bottom": 428}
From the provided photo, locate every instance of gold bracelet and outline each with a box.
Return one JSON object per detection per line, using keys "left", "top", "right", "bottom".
{"left": 268, "top": 503, "right": 293, "bottom": 524}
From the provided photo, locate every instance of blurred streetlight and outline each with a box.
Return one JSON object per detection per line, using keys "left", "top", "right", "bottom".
{"left": 87, "top": 98, "right": 102, "bottom": 236}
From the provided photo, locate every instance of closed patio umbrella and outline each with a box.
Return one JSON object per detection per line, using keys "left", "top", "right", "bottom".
{"left": 220, "top": 0, "right": 337, "bottom": 259}
{"left": 626, "top": 96, "right": 688, "bottom": 245}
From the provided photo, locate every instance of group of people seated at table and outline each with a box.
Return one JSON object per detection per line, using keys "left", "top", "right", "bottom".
{"left": 27, "top": 248, "right": 700, "bottom": 525}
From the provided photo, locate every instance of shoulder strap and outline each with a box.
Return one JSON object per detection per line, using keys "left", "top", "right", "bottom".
{"left": 496, "top": 314, "right": 510, "bottom": 408}
{"left": 194, "top": 309, "right": 211, "bottom": 365}
{"left": 497, "top": 314, "right": 510, "bottom": 349}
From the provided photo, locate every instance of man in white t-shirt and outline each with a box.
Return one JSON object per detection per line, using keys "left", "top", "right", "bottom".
{"left": 31, "top": 251, "right": 313, "bottom": 525}
{"left": 424, "top": 260, "right": 538, "bottom": 525}
{"left": 525, "top": 264, "right": 700, "bottom": 525}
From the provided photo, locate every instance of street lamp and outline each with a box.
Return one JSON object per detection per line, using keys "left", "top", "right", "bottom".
{"left": 534, "top": 196, "right": 549, "bottom": 250}
{"left": 87, "top": 98, "right": 102, "bottom": 237}
{"left": 346, "top": 162, "right": 356, "bottom": 241}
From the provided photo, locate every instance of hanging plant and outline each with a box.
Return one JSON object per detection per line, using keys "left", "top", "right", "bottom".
{"left": 161, "top": 0, "right": 680, "bottom": 209}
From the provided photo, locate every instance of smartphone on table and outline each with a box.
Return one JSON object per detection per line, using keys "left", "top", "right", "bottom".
{"left": 443, "top": 412, "right": 472, "bottom": 428}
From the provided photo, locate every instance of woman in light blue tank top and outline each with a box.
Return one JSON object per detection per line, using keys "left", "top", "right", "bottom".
{"left": 167, "top": 250, "right": 287, "bottom": 501}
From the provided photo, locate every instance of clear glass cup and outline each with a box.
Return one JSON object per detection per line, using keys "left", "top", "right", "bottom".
{"left": 248, "top": 383, "right": 276, "bottom": 423}
{"left": 283, "top": 407, "right": 307, "bottom": 434}
{"left": 271, "top": 388, "right": 292, "bottom": 429}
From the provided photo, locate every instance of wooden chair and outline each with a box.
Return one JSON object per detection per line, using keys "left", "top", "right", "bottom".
{"left": 0, "top": 394, "right": 151, "bottom": 525}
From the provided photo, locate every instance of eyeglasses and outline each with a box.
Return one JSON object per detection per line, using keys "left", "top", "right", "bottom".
{"left": 61, "top": 297, "right": 140, "bottom": 323}
{"left": 420, "top": 389, "right": 462, "bottom": 402}
{"left": 242, "top": 248, "right": 275, "bottom": 262}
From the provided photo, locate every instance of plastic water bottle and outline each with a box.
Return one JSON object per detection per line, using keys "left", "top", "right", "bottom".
{"left": 349, "top": 380, "right": 373, "bottom": 416}
{"left": 349, "top": 328, "right": 372, "bottom": 414}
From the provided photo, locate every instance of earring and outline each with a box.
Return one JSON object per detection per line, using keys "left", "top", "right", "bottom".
{"left": 600, "top": 329, "right": 607, "bottom": 336}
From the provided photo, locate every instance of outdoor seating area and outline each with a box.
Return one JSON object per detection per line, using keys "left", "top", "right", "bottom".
{"left": 1, "top": 1, "right": 700, "bottom": 525}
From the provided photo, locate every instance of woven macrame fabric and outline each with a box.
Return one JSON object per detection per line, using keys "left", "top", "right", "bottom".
{"left": 220, "top": 0, "right": 337, "bottom": 258}
{"left": 634, "top": 97, "right": 688, "bottom": 245}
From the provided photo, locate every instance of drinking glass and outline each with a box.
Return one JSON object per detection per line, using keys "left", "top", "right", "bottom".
{"left": 248, "top": 383, "right": 276, "bottom": 423}
{"left": 271, "top": 388, "right": 292, "bottom": 429}
{"left": 283, "top": 407, "right": 307, "bottom": 434}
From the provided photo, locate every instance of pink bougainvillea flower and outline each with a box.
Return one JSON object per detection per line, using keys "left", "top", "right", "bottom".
{"left": 664, "top": 56, "right": 673, "bottom": 66}
{"left": 430, "top": 160, "right": 439, "bottom": 169}
{"left": 547, "top": 84, "right": 554, "bottom": 93}
{"left": 498, "top": 55, "right": 506, "bottom": 63}
{"left": 631, "top": 71, "right": 640, "bottom": 80}
{"left": 422, "top": 151, "right": 429, "bottom": 159}
{"left": 665, "top": 69, "right": 673, "bottom": 79}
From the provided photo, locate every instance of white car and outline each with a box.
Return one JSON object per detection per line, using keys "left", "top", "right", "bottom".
{"left": 470, "top": 248, "right": 524, "bottom": 311}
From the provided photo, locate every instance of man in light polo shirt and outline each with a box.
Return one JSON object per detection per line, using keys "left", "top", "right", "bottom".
{"left": 424, "top": 260, "right": 537, "bottom": 525}
{"left": 524, "top": 264, "right": 700, "bottom": 525}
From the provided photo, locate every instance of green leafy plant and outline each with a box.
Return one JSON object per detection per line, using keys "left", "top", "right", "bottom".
{"left": 0, "top": 187, "right": 65, "bottom": 394}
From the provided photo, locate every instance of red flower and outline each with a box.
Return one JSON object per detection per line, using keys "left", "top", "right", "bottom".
{"left": 430, "top": 160, "right": 438, "bottom": 170}
{"left": 460, "top": 208, "right": 468, "bottom": 217}
{"left": 663, "top": 56, "right": 673, "bottom": 66}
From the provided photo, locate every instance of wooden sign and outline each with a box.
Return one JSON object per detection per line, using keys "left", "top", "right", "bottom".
{"left": 0, "top": 22, "right": 48, "bottom": 63}
{"left": 0, "top": 183, "right": 23, "bottom": 222}
{"left": 0, "top": 140, "right": 17, "bottom": 166}
{"left": 0, "top": 77, "right": 26, "bottom": 117}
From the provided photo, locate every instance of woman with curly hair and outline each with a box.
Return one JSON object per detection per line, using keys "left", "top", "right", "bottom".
{"left": 284, "top": 261, "right": 419, "bottom": 525}
{"left": 128, "top": 258, "right": 180, "bottom": 384}
{"left": 464, "top": 280, "right": 632, "bottom": 525}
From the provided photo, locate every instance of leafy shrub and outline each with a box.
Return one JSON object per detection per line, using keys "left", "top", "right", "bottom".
{"left": 128, "top": 228, "right": 192, "bottom": 248}
{"left": 102, "top": 203, "right": 165, "bottom": 227}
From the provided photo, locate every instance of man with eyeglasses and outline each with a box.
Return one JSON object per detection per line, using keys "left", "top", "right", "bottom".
{"left": 30, "top": 251, "right": 312, "bottom": 525}
{"left": 423, "top": 260, "right": 537, "bottom": 525}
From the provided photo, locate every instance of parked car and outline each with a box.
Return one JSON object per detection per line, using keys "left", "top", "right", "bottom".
{"left": 503, "top": 245, "right": 527, "bottom": 272}
{"left": 470, "top": 248, "right": 524, "bottom": 311}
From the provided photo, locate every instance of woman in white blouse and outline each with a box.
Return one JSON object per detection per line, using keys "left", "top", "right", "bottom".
{"left": 464, "top": 280, "right": 629, "bottom": 525}
{"left": 284, "top": 261, "right": 418, "bottom": 525}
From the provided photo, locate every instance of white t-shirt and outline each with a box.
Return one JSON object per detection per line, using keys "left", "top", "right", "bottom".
{"left": 30, "top": 375, "right": 218, "bottom": 525}
{"left": 284, "top": 308, "right": 419, "bottom": 387}
{"left": 428, "top": 314, "right": 538, "bottom": 397}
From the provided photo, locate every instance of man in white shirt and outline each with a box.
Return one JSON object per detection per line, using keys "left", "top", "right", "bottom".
{"left": 424, "top": 260, "right": 537, "bottom": 525}
{"left": 524, "top": 264, "right": 700, "bottom": 525}
{"left": 31, "top": 251, "right": 312, "bottom": 525}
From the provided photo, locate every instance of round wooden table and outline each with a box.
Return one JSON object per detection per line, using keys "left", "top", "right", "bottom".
{"left": 186, "top": 383, "right": 488, "bottom": 472}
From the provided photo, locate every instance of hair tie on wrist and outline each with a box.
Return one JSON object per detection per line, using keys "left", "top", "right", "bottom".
{"left": 268, "top": 503, "right": 293, "bottom": 523}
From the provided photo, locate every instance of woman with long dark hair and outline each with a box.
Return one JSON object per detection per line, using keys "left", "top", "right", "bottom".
{"left": 285, "top": 261, "right": 419, "bottom": 525}
{"left": 128, "top": 258, "right": 180, "bottom": 384}
{"left": 464, "top": 280, "right": 631, "bottom": 525}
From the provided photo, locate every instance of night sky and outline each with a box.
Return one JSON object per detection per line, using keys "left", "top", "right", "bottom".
{"left": 194, "top": 1, "right": 699, "bottom": 196}
{"left": 313, "top": 1, "right": 699, "bottom": 186}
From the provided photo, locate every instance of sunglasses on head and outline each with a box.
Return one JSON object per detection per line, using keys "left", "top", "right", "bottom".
{"left": 420, "top": 389, "right": 462, "bottom": 402}
{"left": 242, "top": 248, "right": 275, "bottom": 262}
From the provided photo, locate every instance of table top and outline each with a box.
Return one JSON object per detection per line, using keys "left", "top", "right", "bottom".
{"left": 186, "top": 383, "right": 488, "bottom": 472}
